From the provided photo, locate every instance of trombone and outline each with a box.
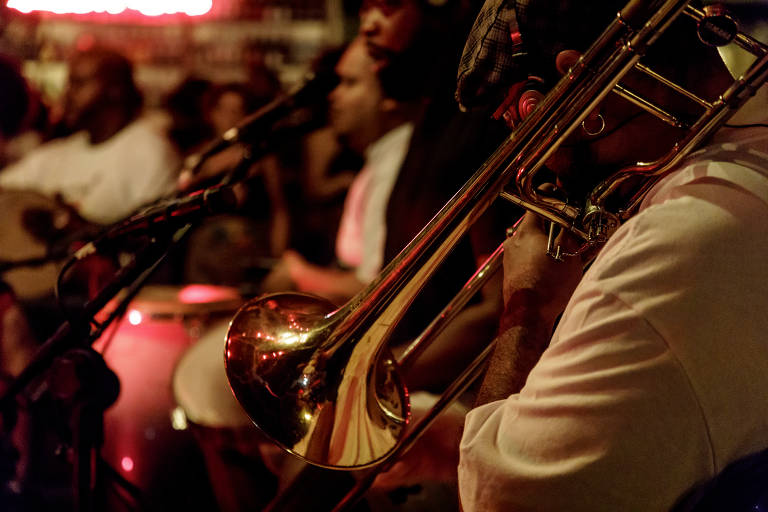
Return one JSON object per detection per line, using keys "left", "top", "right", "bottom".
{"left": 224, "top": 0, "right": 768, "bottom": 496}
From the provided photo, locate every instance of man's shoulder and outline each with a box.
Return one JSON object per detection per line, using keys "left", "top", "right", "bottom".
{"left": 115, "top": 115, "right": 169, "bottom": 142}
{"left": 107, "top": 115, "right": 179, "bottom": 168}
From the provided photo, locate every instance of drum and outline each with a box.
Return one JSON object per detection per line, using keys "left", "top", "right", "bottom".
{"left": 172, "top": 319, "right": 251, "bottom": 429}
{"left": 0, "top": 190, "right": 77, "bottom": 301}
{"left": 173, "top": 312, "right": 301, "bottom": 511}
{"left": 95, "top": 284, "right": 241, "bottom": 511}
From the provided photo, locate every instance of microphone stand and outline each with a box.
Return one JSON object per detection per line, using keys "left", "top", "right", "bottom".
{"left": 0, "top": 123, "right": 261, "bottom": 511}
{"left": 0, "top": 221, "right": 191, "bottom": 512}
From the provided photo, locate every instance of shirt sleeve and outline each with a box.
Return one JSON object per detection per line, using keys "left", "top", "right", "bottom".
{"left": 459, "top": 284, "right": 713, "bottom": 511}
{"left": 0, "top": 147, "right": 50, "bottom": 191}
{"left": 459, "top": 138, "right": 768, "bottom": 512}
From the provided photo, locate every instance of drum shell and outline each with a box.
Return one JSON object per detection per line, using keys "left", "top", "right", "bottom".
{"left": 95, "top": 285, "right": 240, "bottom": 511}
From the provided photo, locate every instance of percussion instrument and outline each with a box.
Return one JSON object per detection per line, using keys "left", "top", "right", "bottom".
{"left": 0, "top": 190, "right": 80, "bottom": 301}
{"left": 173, "top": 319, "right": 251, "bottom": 429}
{"left": 94, "top": 284, "right": 241, "bottom": 510}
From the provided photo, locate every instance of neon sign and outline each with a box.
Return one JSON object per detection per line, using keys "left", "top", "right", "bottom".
{"left": 7, "top": 0, "right": 213, "bottom": 16}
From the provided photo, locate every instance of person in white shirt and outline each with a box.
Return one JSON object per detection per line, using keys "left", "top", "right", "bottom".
{"left": 454, "top": 0, "right": 768, "bottom": 510}
{"left": 264, "top": 37, "right": 420, "bottom": 304}
{"left": 0, "top": 46, "right": 178, "bottom": 225}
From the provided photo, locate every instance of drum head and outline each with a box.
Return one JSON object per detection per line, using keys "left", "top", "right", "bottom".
{"left": 173, "top": 320, "right": 251, "bottom": 428}
{"left": 126, "top": 284, "right": 242, "bottom": 318}
{"left": 0, "top": 191, "right": 69, "bottom": 300}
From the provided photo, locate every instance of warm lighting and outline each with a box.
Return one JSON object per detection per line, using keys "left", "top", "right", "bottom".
{"left": 170, "top": 406, "right": 188, "bottom": 430}
{"left": 278, "top": 332, "right": 308, "bottom": 346}
{"left": 7, "top": 0, "right": 212, "bottom": 16}
{"left": 121, "top": 456, "right": 134, "bottom": 472}
{"left": 178, "top": 284, "right": 238, "bottom": 304}
{"left": 127, "top": 309, "right": 142, "bottom": 325}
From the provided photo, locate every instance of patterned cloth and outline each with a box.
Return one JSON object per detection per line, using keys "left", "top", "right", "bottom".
{"left": 456, "top": 0, "right": 625, "bottom": 109}
{"left": 455, "top": 0, "right": 526, "bottom": 109}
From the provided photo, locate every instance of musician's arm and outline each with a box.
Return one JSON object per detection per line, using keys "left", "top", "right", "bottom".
{"left": 474, "top": 213, "right": 583, "bottom": 406}
{"left": 404, "top": 270, "right": 502, "bottom": 392}
{"left": 278, "top": 250, "right": 366, "bottom": 305}
{"left": 0, "top": 148, "right": 47, "bottom": 190}
{"left": 260, "top": 154, "right": 290, "bottom": 257}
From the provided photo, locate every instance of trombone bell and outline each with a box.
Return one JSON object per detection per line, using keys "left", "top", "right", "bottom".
{"left": 224, "top": 292, "right": 409, "bottom": 469}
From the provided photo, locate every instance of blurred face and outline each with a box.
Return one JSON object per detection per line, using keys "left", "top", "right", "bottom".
{"left": 536, "top": 50, "right": 687, "bottom": 195}
{"left": 209, "top": 91, "right": 247, "bottom": 136}
{"left": 64, "top": 56, "right": 107, "bottom": 131}
{"left": 328, "top": 41, "right": 385, "bottom": 149}
{"left": 359, "top": 0, "right": 424, "bottom": 60}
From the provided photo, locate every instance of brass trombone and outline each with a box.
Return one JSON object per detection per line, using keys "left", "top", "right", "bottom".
{"left": 224, "top": 0, "right": 768, "bottom": 482}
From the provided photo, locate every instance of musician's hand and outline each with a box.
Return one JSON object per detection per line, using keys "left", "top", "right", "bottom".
{"left": 178, "top": 145, "right": 247, "bottom": 191}
{"left": 501, "top": 212, "right": 583, "bottom": 332}
{"left": 372, "top": 392, "right": 467, "bottom": 490}
{"left": 259, "top": 253, "right": 296, "bottom": 294}
{"left": 282, "top": 250, "right": 314, "bottom": 289}
{"left": 260, "top": 249, "right": 335, "bottom": 293}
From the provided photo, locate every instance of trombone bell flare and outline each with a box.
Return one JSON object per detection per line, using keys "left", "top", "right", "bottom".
{"left": 224, "top": 292, "right": 409, "bottom": 469}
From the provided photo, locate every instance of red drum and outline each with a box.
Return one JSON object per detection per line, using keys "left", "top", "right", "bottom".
{"left": 94, "top": 284, "right": 241, "bottom": 511}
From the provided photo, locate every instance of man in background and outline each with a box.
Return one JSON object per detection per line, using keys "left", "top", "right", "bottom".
{"left": 0, "top": 46, "right": 178, "bottom": 225}
{"left": 265, "top": 37, "right": 421, "bottom": 304}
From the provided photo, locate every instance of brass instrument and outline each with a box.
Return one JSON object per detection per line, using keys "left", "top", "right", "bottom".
{"left": 224, "top": 0, "right": 768, "bottom": 477}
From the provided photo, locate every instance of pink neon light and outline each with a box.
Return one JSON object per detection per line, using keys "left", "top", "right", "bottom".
{"left": 178, "top": 284, "right": 239, "bottom": 304}
{"left": 7, "top": 0, "right": 212, "bottom": 16}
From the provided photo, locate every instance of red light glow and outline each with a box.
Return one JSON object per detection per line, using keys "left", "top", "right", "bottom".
{"left": 7, "top": 0, "right": 212, "bottom": 16}
{"left": 121, "top": 456, "right": 134, "bottom": 472}
{"left": 178, "top": 284, "right": 239, "bottom": 304}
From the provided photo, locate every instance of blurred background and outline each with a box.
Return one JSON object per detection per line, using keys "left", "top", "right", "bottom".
{"left": 0, "top": 0, "right": 355, "bottom": 107}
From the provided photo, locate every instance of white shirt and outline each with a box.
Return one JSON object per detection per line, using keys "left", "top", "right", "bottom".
{"left": 459, "top": 125, "right": 768, "bottom": 511}
{"left": 0, "top": 116, "right": 179, "bottom": 224}
{"left": 335, "top": 123, "right": 414, "bottom": 283}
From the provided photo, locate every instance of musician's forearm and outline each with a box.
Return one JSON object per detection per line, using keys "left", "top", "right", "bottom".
{"left": 293, "top": 264, "right": 364, "bottom": 304}
{"left": 474, "top": 306, "right": 553, "bottom": 407}
{"left": 405, "top": 295, "right": 501, "bottom": 392}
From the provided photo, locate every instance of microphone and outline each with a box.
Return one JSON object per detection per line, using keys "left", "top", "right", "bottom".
{"left": 74, "top": 185, "right": 239, "bottom": 260}
{"left": 181, "top": 69, "right": 339, "bottom": 178}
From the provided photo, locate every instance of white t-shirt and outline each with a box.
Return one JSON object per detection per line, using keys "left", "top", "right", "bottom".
{"left": 335, "top": 123, "right": 414, "bottom": 283}
{"left": 459, "top": 126, "right": 768, "bottom": 511}
{"left": 0, "top": 116, "right": 179, "bottom": 224}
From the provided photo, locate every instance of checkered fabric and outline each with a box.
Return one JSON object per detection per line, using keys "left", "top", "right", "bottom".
{"left": 455, "top": 0, "right": 527, "bottom": 110}
{"left": 456, "top": 0, "right": 624, "bottom": 109}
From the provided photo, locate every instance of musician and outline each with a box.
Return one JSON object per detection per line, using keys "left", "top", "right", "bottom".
{"left": 455, "top": 0, "right": 768, "bottom": 510}
{"left": 0, "top": 46, "right": 178, "bottom": 225}
{"left": 263, "top": 37, "right": 421, "bottom": 303}
{"left": 357, "top": 0, "right": 512, "bottom": 392}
